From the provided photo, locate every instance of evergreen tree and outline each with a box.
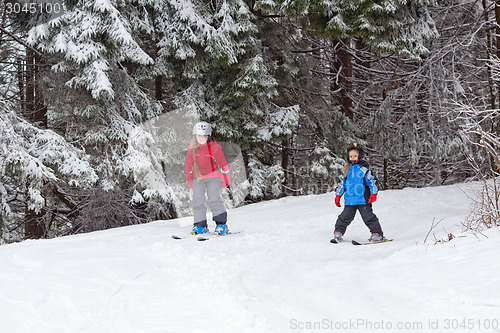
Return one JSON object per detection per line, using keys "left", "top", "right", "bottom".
{"left": 254, "top": 0, "right": 449, "bottom": 190}
{"left": 24, "top": 0, "right": 170, "bottom": 229}
{"left": 0, "top": 102, "right": 98, "bottom": 242}
{"left": 151, "top": 0, "right": 301, "bottom": 200}
{"left": 256, "top": 0, "right": 439, "bottom": 59}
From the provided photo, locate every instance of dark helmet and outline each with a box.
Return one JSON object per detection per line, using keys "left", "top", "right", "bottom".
{"left": 346, "top": 142, "right": 365, "bottom": 161}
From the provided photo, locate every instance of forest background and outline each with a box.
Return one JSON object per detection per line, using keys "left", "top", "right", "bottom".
{"left": 0, "top": 0, "right": 498, "bottom": 243}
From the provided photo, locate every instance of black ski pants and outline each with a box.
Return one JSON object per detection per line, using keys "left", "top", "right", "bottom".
{"left": 335, "top": 204, "right": 383, "bottom": 236}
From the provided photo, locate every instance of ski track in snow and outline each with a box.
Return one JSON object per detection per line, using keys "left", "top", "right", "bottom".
{"left": 0, "top": 182, "right": 499, "bottom": 332}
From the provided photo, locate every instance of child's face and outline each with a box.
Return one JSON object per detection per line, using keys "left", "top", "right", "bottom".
{"left": 348, "top": 150, "right": 359, "bottom": 163}
{"left": 196, "top": 135, "right": 208, "bottom": 144}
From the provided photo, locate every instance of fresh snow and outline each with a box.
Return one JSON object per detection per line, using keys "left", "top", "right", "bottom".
{"left": 0, "top": 182, "right": 499, "bottom": 332}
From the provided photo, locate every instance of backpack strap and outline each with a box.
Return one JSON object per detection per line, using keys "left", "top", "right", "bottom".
{"left": 207, "top": 141, "right": 216, "bottom": 172}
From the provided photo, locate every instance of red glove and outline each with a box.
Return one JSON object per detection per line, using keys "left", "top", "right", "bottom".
{"left": 334, "top": 195, "right": 341, "bottom": 207}
{"left": 368, "top": 194, "right": 377, "bottom": 203}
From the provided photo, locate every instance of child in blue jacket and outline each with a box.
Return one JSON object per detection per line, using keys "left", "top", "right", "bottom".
{"left": 332, "top": 143, "right": 385, "bottom": 242}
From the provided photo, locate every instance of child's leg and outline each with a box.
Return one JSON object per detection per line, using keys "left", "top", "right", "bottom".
{"left": 192, "top": 179, "right": 208, "bottom": 227}
{"left": 205, "top": 177, "right": 227, "bottom": 224}
{"left": 334, "top": 205, "right": 357, "bottom": 235}
{"left": 358, "top": 204, "right": 383, "bottom": 236}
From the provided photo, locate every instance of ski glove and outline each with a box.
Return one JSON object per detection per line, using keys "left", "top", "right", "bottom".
{"left": 368, "top": 194, "right": 377, "bottom": 203}
{"left": 334, "top": 195, "right": 341, "bottom": 207}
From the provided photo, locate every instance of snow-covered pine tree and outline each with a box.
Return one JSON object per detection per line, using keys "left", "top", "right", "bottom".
{"left": 0, "top": 101, "right": 98, "bottom": 243}
{"left": 254, "top": 0, "right": 444, "bottom": 190}
{"left": 251, "top": 17, "right": 359, "bottom": 196}
{"left": 256, "top": 0, "right": 439, "bottom": 59}
{"left": 24, "top": 0, "right": 175, "bottom": 229}
{"left": 353, "top": 1, "right": 479, "bottom": 188}
{"left": 449, "top": 0, "right": 500, "bottom": 229}
{"left": 150, "top": 0, "right": 300, "bottom": 200}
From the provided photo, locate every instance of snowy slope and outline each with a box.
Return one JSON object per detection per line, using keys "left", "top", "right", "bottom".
{"left": 0, "top": 182, "right": 499, "bottom": 333}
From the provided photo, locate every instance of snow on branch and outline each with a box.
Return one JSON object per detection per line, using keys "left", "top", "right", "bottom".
{"left": 0, "top": 103, "right": 98, "bottom": 213}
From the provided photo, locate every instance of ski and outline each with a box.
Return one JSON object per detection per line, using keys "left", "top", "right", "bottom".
{"left": 172, "top": 231, "right": 242, "bottom": 241}
{"left": 330, "top": 238, "right": 342, "bottom": 244}
{"left": 171, "top": 235, "right": 185, "bottom": 240}
{"left": 171, "top": 232, "right": 212, "bottom": 240}
{"left": 197, "top": 231, "right": 242, "bottom": 241}
{"left": 351, "top": 239, "right": 393, "bottom": 246}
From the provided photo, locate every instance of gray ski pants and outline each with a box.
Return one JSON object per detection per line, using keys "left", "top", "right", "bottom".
{"left": 192, "top": 177, "right": 227, "bottom": 227}
{"left": 334, "top": 204, "right": 383, "bottom": 236}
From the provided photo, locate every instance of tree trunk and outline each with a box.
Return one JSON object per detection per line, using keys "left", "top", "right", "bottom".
{"left": 17, "top": 57, "right": 25, "bottom": 109}
{"left": 332, "top": 38, "right": 353, "bottom": 120}
{"left": 383, "top": 158, "right": 388, "bottom": 190}
{"left": 25, "top": 48, "right": 35, "bottom": 120}
{"left": 155, "top": 74, "right": 163, "bottom": 101}
{"left": 34, "top": 52, "right": 47, "bottom": 128}
{"left": 281, "top": 137, "right": 290, "bottom": 196}
{"left": 483, "top": 0, "right": 496, "bottom": 109}
{"left": 24, "top": 209, "right": 45, "bottom": 239}
{"left": 24, "top": 181, "right": 46, "bottom": 239}
{"left": 154, "top": 33, "right": 164, "bottom": 102}
{"left": 24, "top": 49, "right": 47, "bottom": 239}
{"left": 495, "top": 1, "right": 500, "bottom": 59}
{"left": 494, "top": 1, "right": 500, "bottom": 133}
{"left": 24, "top": 49, "right": 47, "bottom": 127}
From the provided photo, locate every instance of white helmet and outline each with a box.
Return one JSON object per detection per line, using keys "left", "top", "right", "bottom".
{"left": 193, "top": 121, "right": 212, "bottom": 136}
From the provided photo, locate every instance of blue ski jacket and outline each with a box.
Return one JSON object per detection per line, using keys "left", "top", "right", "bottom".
{"left": 335, "top": 161, "right": 379, "bottom": 205}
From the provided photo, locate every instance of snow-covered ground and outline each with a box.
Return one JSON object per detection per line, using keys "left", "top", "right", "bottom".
{"left": 0, "top": 182, "right": 499, "bottom": 333}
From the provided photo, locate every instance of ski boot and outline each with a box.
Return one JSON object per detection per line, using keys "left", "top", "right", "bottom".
{"left": 330, "top": 231, "right": 343, "bottom": 243}
{"left": 214, "top": 223, "right": 228, "bottom": 235}
{"left": 368, "top": 233, "right": 384, "bottom": 242}
{"left": 191, "top": 225, "right": 208, "bottom": 235}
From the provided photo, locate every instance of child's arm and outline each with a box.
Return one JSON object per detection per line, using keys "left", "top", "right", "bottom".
{"left": 365, "top": 169, "right": 378, "bottom": 203}
{"left": 213, "top": 145, "right": 229, "bottom": 174}
{"left": 213, "top": 144, "right": 230, "bottom": 187}
{"left": 335, "top": 175, "right": 347, "bottom": 196}
{"left": 185, "top": 145, "right": 194, "bottom": 187}
{"left": 364, "top": 169, "right": 378, "bottom": 194}
{"left": 334, "top": 175, "right": 346, "bottom": 207}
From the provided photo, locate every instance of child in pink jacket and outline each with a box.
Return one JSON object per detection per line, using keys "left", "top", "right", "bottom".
{"left": 185, "top": 122, "right": 230, "bottom": 235}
